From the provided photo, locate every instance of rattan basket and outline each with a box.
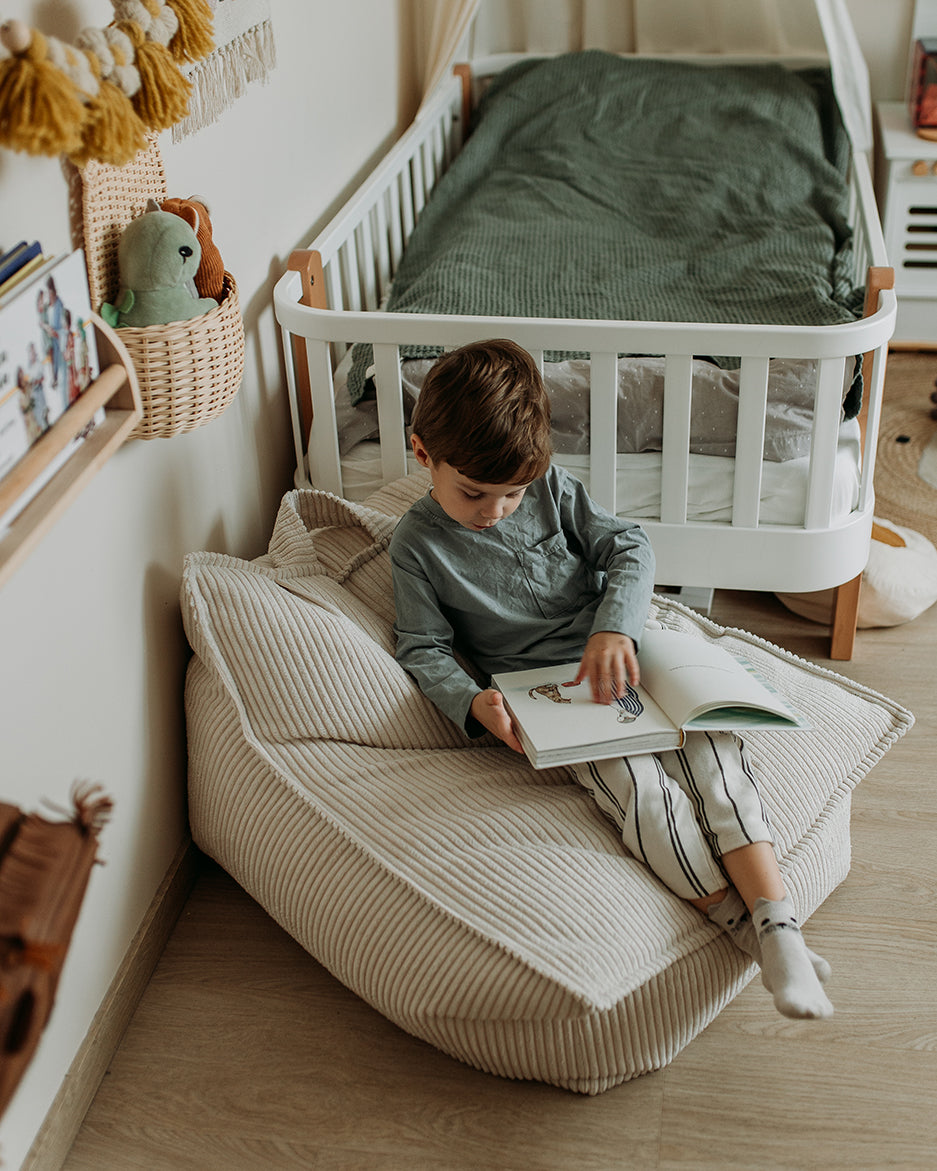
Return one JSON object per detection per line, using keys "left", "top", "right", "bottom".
{"left": 116, "top": 271, "right": 245, "bottom": 438}
{"left": 68, "top": 136, "right": 245, "bottom": 439}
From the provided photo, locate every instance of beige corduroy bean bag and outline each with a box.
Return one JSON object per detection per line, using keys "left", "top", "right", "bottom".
{"left": 181, "top": 473, "right": 912, "bottom": 1094}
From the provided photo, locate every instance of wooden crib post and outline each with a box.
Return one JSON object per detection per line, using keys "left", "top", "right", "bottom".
{"left": 829, "top": 264, "right": 895, "bottom": 660}
{"left": 453, "top": 64, "right": 472, "bottom": 138}
{"left": 287, "top": 249, "right": 327, "bottom": 440}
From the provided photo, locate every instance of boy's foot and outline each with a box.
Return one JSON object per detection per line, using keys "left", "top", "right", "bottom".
{"left": 753, "top": 896, "right": 834, "bottom": 1019}
{"left": 707, "top": 888, "right": 761, "bottom": 960}
{"left": 707, "top": 890, "right": 831, "bottom": 984}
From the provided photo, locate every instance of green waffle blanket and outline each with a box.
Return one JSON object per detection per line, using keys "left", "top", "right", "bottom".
{"left": 346, "top": 51, "right": 863, "bottom": 410}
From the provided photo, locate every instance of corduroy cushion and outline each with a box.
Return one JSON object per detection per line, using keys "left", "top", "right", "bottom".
{"left": 181, "top": 474, "right": 913, "bottom": 1093}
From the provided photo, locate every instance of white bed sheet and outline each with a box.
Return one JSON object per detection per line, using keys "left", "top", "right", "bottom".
{"left": 334, "top": 420, "right": 862, "bottom": 525}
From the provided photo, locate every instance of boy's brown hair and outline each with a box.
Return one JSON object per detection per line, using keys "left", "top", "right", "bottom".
{"left": 411, "top": 339, "right": 552, "bottom": 483}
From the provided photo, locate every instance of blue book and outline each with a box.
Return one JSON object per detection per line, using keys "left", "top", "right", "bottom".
{"left": 0, "top": 241, "right": 42, "bottom": 290}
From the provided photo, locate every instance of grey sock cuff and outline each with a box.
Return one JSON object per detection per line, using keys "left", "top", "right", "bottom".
{"left": 707, "top": 888, "right": 750, "bottom": 933}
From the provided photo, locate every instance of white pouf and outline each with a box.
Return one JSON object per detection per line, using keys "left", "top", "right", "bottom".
{"left": 778, "top": 517, "right": 937, "bottom": 628}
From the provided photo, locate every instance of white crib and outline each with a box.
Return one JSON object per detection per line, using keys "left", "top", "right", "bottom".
{"left": 273, "top": 11, "right": 896, "bottom": 660}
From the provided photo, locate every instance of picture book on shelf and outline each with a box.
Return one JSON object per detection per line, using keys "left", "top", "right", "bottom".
{"left": 0, "top": 240, "right": 42, "bottom": 290}
{"left": 491, "top": 627, "right": 810, "bottom": 769}
{"left": 0, "top": 250, "right": 99, "bottom": 481}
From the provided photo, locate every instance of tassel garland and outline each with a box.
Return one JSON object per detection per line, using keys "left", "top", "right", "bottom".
{"left": 116, "top": 19, "right": 192, "bottom": 131}
{"left": 166, "top": 0, "right": 215, "bottom": 63}
{"left": 0, "top": 25, "right": 85, "bottom": 157}
{"left": 0, "top": 0, "right": 217, "bottom": 166}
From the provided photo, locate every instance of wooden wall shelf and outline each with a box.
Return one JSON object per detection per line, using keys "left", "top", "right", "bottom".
{"left": 0, "top": 314, "right": 142, "bottom": 590}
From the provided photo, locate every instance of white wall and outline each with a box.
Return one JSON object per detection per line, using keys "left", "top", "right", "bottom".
{"left": 0, "top": 0, "right": 917, "bottom": 1166}
{"left": 0, "top": 2, "right": 417, "bottom": 1167}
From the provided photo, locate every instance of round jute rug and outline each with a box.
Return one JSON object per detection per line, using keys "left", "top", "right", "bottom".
{"left": 874, "top": 350, "right": 937, "bottom": 547}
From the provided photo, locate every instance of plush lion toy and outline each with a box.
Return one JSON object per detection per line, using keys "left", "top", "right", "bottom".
{"left": 160, "top": 195, "right": 225, "bottom": 301}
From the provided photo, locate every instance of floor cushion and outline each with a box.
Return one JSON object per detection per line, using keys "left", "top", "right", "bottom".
{"left": 181, "top": 473, "right": 913, "bottom": 1094}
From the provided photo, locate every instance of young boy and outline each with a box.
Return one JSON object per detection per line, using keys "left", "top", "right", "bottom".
{"left": 390, "top": 339, "right": 833, "bottom": 1020}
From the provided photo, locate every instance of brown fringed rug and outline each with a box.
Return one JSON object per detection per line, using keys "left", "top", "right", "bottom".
{"left": 874, "top": 350, "right": 937, "bottom": 547}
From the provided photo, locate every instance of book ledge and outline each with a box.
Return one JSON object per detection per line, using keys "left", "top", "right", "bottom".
{"left": 0, "top": 315, "right": 142, "bottom": 590}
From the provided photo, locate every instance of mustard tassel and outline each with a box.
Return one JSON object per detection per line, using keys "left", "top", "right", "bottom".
{"left": 0, "top": 21, "right": 85, "bottom": 157}
{"left": 166, "top": 0, "right": 215, "bottom": 63}
{"left": 70, "top": 72, "right": 148, "bottom": 166}
{"left": 116, "top": 19, "right": 191, "bottom": 131}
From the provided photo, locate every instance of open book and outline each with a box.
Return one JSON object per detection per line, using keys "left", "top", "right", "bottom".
{"left": 491, "top": 627, "right": 809, "bottom": 769}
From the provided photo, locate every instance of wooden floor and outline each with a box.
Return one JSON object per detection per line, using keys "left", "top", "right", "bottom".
{"left": 62, "top": 588, "right": 937, "bottom": 1170}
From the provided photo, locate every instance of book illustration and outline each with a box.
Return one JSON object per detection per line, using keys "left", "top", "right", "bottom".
{"left": 0, "top": 252, "right": 99, "bottom": 480}
{"left": 527, "top": 678, "right": 645, "bottom": 723}
{"left": 527, "top": 679, "right": 646, "bottom": 721}
{"left": 528, "top": 682, "right": 571, "bottom": 704}
{"left": 612, "top": 683, "right": 644, "bottom": 723}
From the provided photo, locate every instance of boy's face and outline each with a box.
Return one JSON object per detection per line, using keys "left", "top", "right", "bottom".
{"left": 411, "top": 434, "right": 530, "bottom": 531}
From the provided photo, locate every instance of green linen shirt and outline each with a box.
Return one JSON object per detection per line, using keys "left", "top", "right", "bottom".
{"left": 390, "top": 464, "right": 655, "bottom": 734}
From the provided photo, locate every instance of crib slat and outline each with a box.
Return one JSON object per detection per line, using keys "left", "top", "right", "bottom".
{"left": 805, "top": 357, "right": 846, "bottom": 530}
{"left": 339, "top": 237, "right": 362, "bottom": 313}
{"left": 412, "top": 150, "right": 427, "bottom": 217}
{"left": 374, "top": 198, "right": 392, "bottom": 298}
{"left": 281, "top": 323, "right": 308, "bottom": 483}
{"left": 355, "top": 221, "right": 378, "bottom": 312}
{"left": 304, "top": 337, "right": 343, "bottom": 496}
{"left": 858, "top": 342, "right": 888, "bottom": 512}
{"left": 589, "top": 352, "right": 618, "bottom": 513}
{"left": 373, "top": 343, "right": 409, "bottom": 485}
{"left": 325, "top": 260, "right": 342, "bottom": 312}
{"left": 660, "top": 355, "right": 693, "bottom": 524}
{"left": 387, "top": 180, "right": 405, "bottom": 273}
{"left": 399, "top": 167, "right": 416, "bottom": 243}
{"left": 732, "top": 356, "right": 769, "bottom": 527}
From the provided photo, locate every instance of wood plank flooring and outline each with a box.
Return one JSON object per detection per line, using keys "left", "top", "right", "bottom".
{"left": 62, "top": 580, "right": 937, "bottom": 1170}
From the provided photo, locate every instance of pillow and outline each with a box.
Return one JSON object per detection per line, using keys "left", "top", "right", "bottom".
{"left": 343, "top": 355, "right": 844, "bottom": 462}
{"left": 182, "top": 475, "right": 913, "bottom": 1093}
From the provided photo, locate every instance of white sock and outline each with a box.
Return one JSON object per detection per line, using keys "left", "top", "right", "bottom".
{"left": 707, "top": 888, "right": 760, "bottom": 962}
{"left": 753, "top": 896, "right": 834, "bottom": 1019}
{"left": 707, "top": 889, "right": 832, "bottom": 984}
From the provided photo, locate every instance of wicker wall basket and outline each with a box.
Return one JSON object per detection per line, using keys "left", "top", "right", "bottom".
{"left": 118, "top": 272, "right": 245, "bottom": 439}
{"left": 68, "top": 137, "right": 246, "bottom": 439}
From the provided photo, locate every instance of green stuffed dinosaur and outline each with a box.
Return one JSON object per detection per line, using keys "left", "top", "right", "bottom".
{"left": 102, "top": 200, "right": 218, "bottom": 329}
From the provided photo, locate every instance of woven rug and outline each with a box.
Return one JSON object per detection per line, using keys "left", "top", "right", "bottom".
{"left": 874, "top": 350, "right": 937, "bottom": 546}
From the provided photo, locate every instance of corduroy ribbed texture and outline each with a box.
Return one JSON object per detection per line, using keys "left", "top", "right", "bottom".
{"left": 181, "top": 475, "right": 913, "bottom": 1092}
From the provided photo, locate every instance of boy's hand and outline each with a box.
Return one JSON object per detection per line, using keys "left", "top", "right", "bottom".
{"left": 570, "top": 631, "right": 640, "bottom": 704}
{"left": 471, "top": 689, "right": 525, "bottom": 754}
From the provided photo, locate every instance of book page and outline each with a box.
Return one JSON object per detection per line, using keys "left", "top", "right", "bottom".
{"left": 638, "top": 628, "right": 805, "bottom": 729}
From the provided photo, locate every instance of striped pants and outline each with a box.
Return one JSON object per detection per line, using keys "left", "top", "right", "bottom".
{"left": 570, "top": 732, "right": 773, "bottom": 901}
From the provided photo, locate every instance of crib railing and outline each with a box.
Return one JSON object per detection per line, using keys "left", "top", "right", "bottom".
{"left": 273, "top": 64, "right": 896, "bottom": 603}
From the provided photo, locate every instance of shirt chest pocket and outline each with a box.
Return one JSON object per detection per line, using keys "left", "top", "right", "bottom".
{"left": 516, "top": 532, "right": 594, "bottom": 619}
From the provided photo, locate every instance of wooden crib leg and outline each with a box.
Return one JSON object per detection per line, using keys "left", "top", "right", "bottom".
{"left": 830, "top": 573, "right": 862, "bottom": 659}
